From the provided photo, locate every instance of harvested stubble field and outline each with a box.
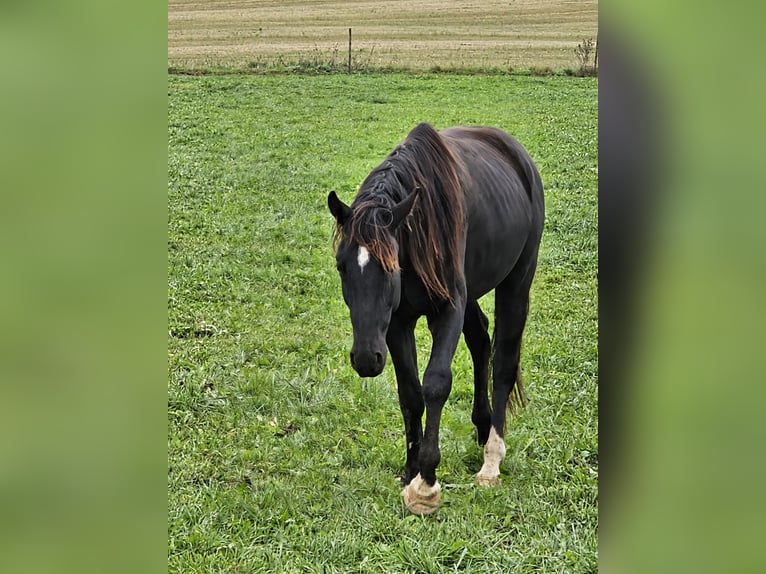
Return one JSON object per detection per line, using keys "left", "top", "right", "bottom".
{"left": 168, "top": 0, "right": 598, "bottom": 72}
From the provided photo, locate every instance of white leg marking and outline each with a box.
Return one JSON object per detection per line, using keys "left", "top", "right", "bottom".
{"left": 357, "top": 245, "right": 370, "bottom": 272}
{"left": 476, "top": 428, "right": 506, "bottom": 486}
{"left": 402, "top": 473, "right": 441, "bottom": 515}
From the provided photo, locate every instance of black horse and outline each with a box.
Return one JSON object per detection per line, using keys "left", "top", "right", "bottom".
{"left": 328, "top": 123, "right": 544, "bottom": 514}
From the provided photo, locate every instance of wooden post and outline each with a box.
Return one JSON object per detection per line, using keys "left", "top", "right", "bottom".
{"left": 594, "top": 35, "right": 598, "bottom": 70}
{"left": 348, "top": 28, "right": 352, "bottom": 73}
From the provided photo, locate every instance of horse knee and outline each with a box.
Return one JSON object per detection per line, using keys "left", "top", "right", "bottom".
{"left": 422, "top": 368, "right": 452, "bottom": 404}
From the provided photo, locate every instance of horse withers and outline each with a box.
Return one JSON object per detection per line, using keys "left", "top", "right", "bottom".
{"left": 327, "top": 123, "right": 544, "bottom": 514}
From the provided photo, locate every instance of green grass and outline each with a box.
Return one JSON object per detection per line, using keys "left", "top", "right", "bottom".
{"left": 168, "top": 73, "right": 597, "bottom": 573}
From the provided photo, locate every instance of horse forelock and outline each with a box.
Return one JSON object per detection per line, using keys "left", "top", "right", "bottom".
{"left": 347, "top": 198, "right": 400, "bottom": 273}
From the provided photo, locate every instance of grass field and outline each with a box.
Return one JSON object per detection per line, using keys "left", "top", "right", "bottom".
{"left": 168, "top": 73, "right": 597, "bottom": 572}
{"left": 168, "top": 0, "right": 598, "bottom": 73}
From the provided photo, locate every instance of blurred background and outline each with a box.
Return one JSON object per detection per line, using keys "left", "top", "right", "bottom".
{"left": 599, "top": 2, "right": 766, "bottom": 573}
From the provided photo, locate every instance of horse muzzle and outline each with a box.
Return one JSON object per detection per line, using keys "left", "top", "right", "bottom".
{"left": 350, "top": 345, "right": 387, "bottom": 378}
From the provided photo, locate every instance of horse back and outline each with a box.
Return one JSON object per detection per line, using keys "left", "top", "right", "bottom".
{"left": 439, "top": 127, "right": 545, "bottom": 298}
{"left": 440, "top": 127, "right": 543, "bottom": 205}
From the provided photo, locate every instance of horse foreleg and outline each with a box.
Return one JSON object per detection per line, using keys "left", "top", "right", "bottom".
{"left": 387, "top": 317, "right": 423, "bottom": 486}
{"left": 401, "top": 297, "right": 466, "bottom": 515}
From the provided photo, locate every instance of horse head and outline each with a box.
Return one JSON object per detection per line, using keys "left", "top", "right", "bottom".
{"left": 328, "top": 190, "right": 418, "bottom": 377}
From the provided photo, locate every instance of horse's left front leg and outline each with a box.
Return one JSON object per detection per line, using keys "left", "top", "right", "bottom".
{"left": 402, "top": 295, "right": 466, "bottom": 515}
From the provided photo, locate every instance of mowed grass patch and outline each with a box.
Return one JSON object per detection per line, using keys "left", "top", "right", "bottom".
{"left": 168, "top": 74, "right": 597, "bottom": 573}
{"left": 168, "top": 0, "right": 598, "bottom": 73}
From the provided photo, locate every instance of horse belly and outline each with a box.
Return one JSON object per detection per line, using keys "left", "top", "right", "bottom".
{"left": 463, "top": 195, "right": 531, "bottom": 299}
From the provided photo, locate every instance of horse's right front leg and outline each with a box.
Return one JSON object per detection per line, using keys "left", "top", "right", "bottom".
{"left": 386, "top": 316, "right": 423, "bottom": 486}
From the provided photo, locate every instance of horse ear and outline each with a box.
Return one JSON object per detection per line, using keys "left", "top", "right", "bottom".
{"left": 390, "top": 187, "right": 419, "bottom": 231}
{"left": 328, "top": 191, "right": 352, "bottom": 225}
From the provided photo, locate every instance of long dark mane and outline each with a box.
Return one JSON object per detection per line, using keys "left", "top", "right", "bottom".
{"left": 334, "top": 123, "right": 465, "bottom": 303}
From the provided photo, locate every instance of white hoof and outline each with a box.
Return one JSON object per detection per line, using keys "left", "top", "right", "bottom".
{"left": 476, "top": 471, "right": 502, "bottom": 487}
{"left": 476, "top": 428, "right": 505, "bottom": 487}
{"left": 402, "top": 473, "right": 441, "bottom": 515}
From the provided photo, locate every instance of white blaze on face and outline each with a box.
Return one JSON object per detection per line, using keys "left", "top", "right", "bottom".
{"left": 357, "top": 245, "right": 370, "bottom": 272}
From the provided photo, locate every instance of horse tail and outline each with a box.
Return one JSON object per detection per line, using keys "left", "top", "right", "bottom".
{"left": 510, "top": 363, "right": 528, "bottom": 412}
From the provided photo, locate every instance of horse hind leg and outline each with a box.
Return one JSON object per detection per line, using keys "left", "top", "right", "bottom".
{"left": 476, "top": 274, "right": 532, "bottom": 487}
{"left": 463, "top": 299, "right": 492, "bottom": 445}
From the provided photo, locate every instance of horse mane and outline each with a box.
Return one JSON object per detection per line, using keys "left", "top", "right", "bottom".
{"left": 334, "top": 123, "right": 465, "bottom": 303}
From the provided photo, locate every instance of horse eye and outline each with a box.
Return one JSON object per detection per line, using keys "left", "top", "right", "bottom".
{"left": 336, "top": 262, "right": 346, "bottom": 274}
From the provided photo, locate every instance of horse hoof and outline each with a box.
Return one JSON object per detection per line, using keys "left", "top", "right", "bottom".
{"left": 476, "top": 473, "right": 501, "bottom": 487}
{"left": 402, "top": 473, "right": 441, "bottom": 515}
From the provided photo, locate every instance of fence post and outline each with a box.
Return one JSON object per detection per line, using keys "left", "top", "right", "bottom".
{"left": 594, "top": 34, "right": 598, "bottom": 70}
{"left": 348, "top": 28, "right": 352, "bottom": 73}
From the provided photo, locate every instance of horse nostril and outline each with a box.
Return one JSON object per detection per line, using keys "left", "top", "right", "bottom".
{"left": 349, "top": 351, "right": 355, "bottom": 366}
{"left": 375, "top": 352, "right": 383, "bottom": 366}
